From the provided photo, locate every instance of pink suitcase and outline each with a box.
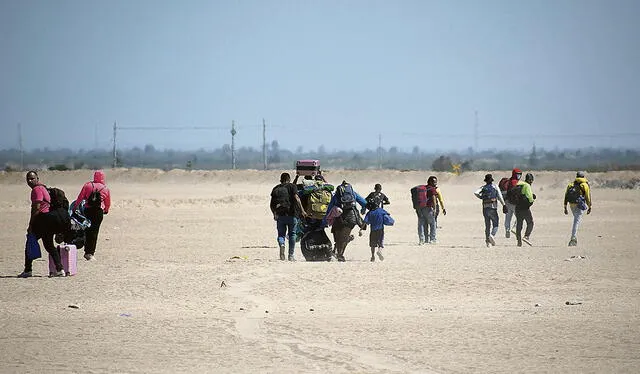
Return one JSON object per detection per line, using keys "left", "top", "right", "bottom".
{"left": 296, "top": 159, "right": 320, "bottom": 176}
{"left": 48, "top": 244, "right": 78, "bottom": 276}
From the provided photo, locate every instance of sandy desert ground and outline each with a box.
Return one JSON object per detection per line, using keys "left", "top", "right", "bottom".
{"left": 1, "top": 168, "right": 639, "bottom": 373}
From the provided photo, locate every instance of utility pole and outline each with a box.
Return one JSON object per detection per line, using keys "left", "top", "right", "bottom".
{"left": 378, "top": 133, "right": 382, "bottom": 169}
{"left": 112, "top": 121, "right": 117, "bottom": 168}
{"left": 230, "top": 120, "right": 237, "bottom": 170}
{"left": 18, "top": 123, "right": 24, "bottom": 171}
{"left": 262, "top": 118, "right": 267, "bottom": 170}
{"left": 474, "top": 110, "right": 479, "bottom": 153}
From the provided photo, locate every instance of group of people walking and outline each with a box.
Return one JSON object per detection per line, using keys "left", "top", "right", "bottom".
{"left": 270, "top": 172, "right": 394, "bottom": 262}
{"left": 16, "top": 167, "right": 591, "bottom": 274}
{"left": 19, "top": 170, "right": 111, "bottom": 278}
{"left": 475, "top": 168, "right": 592, "bottom": 248}
{"left": 271, "top": 168, "right": 593, "bottom": 262}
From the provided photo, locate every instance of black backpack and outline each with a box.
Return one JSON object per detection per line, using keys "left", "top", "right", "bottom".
{"left": 44, "top": 186, "right": 71, "bottom": 233}
{"left": 506, "top": 184, "right": 525, "bottom": 206}
{"left": 565, "top": 182, "right": 582, "bottom": 203}
{"left": 46, "top": 186, "right": 70, "bottom": 211}
{"left": 271, "top": 184, "right": 291, "bottom": 216}
{"left": 88, "top": 182, "right": 104, "bottom": 207}
{"left": 366, "top": 192, "right": 383, "bottom": 211}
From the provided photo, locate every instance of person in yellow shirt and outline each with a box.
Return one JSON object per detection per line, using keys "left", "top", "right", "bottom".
{"left": 427, "top": 176, "right": 446, "bottom": 243}
{"left": 563, "top": 171, "right": 592, "bottom": 246}
{"left": 432, "top": 177, "right": 446, "bottom": 230}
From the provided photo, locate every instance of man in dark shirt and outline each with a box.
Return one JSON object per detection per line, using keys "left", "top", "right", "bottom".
{"left": 270, "top": 173, "right": 307, "bottom": 261}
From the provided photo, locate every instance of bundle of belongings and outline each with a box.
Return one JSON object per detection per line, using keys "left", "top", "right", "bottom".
{"left": 56, "top": 200, "right": 91, "bottom": 249}
{"left": 300, "top": 224, "right": 333, "bottom": 262}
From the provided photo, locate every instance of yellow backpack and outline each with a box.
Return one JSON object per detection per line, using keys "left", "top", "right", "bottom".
{"left": 308, "top": 186, "right": 332, "bottom": 219}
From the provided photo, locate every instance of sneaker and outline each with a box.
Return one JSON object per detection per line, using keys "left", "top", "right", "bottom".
{"left": 430, "top": 239, "right": 438, "bottom": 244}
{"left": 17, "top": 271, "right": 32, "bottom": 278}
{"left": 288, "top": 255, "right": 296, "bottom": 262}
{"left": 278, "top": 245, "right": 285, "bottom": 261}
{"left": 84, "top": 253, "right": 95, "bottom": 261}
{"left": 337, "top": 256, "right": 346, "bottom": 262}
{"left": 488, "top": 235, "right": 496, "bottom": 246}
{"left": 376, "top": 249, "right": 384, "bottom": 261}
{"left": 568, "top": 237, "right": 577, "bottom": 247}
{"left": 370, "top": 256, "right": 375, "bottom": 262}
{"left": 485, "top": 239, "right": 491, "bottom": 248}
{"left": 517, "top": 240, "right": 523, "bottom": 247}
{"left": 418, "top": 240, "right": 425, "bottom": 246}
{"left": 50, "top": 269, "right": 66, "bottom": 277}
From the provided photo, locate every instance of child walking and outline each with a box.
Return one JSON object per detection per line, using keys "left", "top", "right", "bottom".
{"left": 363, "top": 206, "right": 395, "bottom": 262}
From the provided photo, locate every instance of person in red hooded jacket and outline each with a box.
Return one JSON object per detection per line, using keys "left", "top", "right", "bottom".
{"left": 502, "top": 168, "right": 522, "bottom": 238}
{"left": 75, "top": 170, "right": 111, "bottom": 260}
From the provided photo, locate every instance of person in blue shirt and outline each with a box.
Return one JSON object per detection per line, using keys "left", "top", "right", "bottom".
{"left": 322, "top": 180, "right": 367, "bottom": 262}
{"left": 363, "top": 207, "right": 395, "bottom": 262}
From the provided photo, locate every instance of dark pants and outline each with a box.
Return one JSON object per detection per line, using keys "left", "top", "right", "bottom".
{"left": 25, "top": 213, "right": 63, "bottom": 273}
{"left": 483, "top": 207, "right": 499, "bottom": 240}
{"left": 84, "top": 207, "right": 104, "bottom": 256}
{"left": 515, "top": 208, "right": 534, "bottom": 241}
{"left": 332, "top": 217, "right": 355, "bottom": 261}
{"left": 369, "top": 229, "right": 385, "bottom": 248}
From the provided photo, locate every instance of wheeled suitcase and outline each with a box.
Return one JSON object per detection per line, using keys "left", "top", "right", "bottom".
{"left": 48, "top": 244, "right": 78, "bottom": 276}
{"left": 296, "top": 159, "right": 320, "bottom": 176}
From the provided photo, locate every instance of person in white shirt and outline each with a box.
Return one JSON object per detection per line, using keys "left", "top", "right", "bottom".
{"left": 474, "top": 173, "right": 506, "bottom": 247}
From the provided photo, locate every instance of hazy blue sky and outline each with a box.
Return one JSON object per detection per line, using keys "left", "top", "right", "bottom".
{"left": 1, "top": 0, "right": 639, "bottom": 152}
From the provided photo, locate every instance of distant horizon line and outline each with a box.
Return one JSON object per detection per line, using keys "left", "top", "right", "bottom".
{"left": 2, "top": 145, "right": 639, "bottom": 154}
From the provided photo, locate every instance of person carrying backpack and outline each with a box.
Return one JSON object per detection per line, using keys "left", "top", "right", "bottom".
{"left": 299, "top": 174, "right": 335, "bottom": 230}
{"left": 18, "top": 170, "right": 68, "bottom": 278}
{"left": 270, "top": 172, "right": 308, "bottom": 261}
{"left": 364, "top": 183, "right": 390, "bottom": 213}
{"left": 513, "top": 173, "right": 536, "bottom": 247}
{"left": 412, "top": 176, "right": 446, "bottom": 245}
{"left": 498, "top": 168, "right": 522, "bottom": 238}
{"left": 563, "top": 171, "right": 592, "bottom": 246}
{"left": 474, "top": 174, "right": 506, "bottom": 247}
{"left": 322, "top": 180, "right": 367, "bottom": 262}
{"left": 75, "top": 170, "right": 111, "bottom": 261}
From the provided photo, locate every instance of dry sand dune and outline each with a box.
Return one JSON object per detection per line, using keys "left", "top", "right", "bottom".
{"left": 1, "top": 169, "right": 639, "bottom": 373}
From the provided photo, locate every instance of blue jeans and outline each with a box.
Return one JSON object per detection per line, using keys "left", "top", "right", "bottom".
{"left": 276, "top": 216, "right": 298, "bottom": 256}
{"left": 570, "top": 204, "right": 585, "bottom": 239}
{"left": 483, "top": 207, "right": 499, "bottom": 240}
{"left": 416, "top": 206, "right": 436, "bottom": 242}
{"left": 504, "top": 202, "right": 515, "bottom": 232}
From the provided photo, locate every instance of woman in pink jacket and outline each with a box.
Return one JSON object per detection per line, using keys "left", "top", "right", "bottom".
{"left": 75, "top": 170, "right": 111, "bottom": 261}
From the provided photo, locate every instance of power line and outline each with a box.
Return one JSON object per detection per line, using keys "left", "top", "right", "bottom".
{"left": 118, "top": 126, "right": 229, "bottom": 131}
{"left": 400, "top": 132, "right": 640, "bottom": 139}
